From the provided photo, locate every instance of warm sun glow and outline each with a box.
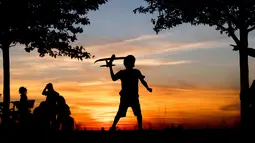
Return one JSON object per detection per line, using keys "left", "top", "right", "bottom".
{"left": 0, "top": 60, "right": 241, "bottom": 130}
{"left": 1, "top": 10, "right": 251, "bottom": 130}
{"left": 90, "top": 107, "right": 117, "bottom": 123}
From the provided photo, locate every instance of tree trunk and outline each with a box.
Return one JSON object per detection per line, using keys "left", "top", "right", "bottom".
{"left": 239, "top": 50, "right": 250, "bottom": 128}
{"left": 1, "top": 44, "right": 10, "bottom": 129}
{"left": 238, "top": 0, "right": 250, "bottom": 129}
{"left": 239, "top": 28, "right": 250, "bottom": 129}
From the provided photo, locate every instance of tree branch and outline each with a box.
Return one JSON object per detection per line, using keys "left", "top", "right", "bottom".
{"left": 248, "top": 26, "right": 255, "bottom": 33}
{"left": 229, "top": 32, "right": 240, "bottom": 45}
{"left": 216, "top": 23, "right": 240, "bottom": 45}
{"left": 227, "top": 22, "right": 240, "bottom": 45}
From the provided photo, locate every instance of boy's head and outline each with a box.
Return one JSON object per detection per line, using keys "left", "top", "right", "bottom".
{"left": 124, "top": 55, "right": 136, "bottom": 69}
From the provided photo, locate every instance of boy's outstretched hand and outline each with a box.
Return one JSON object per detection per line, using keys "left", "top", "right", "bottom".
{"left": 147, "top": 87, "right": 152, "bottom": 92}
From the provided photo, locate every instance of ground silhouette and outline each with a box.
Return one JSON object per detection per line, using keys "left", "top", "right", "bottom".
{"left": 0, "top": 126, "right": 244, "bottom": 143}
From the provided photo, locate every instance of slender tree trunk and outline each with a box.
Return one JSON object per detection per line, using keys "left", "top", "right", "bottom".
{"left": 239, "top": 28, "right": 250, "bottom": 129}
{"left": 238, "top": 0, "right": 250, "bottom": 129}
{"left": 239, "top": 50, "right": 250, "bottom": 128}
{"left": 1, "top": 44, "right": 10, "bottom": 129}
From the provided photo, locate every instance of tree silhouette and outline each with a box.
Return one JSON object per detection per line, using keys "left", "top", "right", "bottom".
{"left": 0, "top": 0, "right": 107, "bottom": 126}
{"left": 134, "top": 0, "right": 255, "bottom": 128}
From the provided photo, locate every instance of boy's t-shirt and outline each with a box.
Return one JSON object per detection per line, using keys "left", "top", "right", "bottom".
{"left": 115, "top": 68, "right": 145, "bottom": 98}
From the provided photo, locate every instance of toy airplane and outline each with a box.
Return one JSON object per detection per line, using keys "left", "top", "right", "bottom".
{"left": 94, "top": 54, "right": 126, "bottom": 67}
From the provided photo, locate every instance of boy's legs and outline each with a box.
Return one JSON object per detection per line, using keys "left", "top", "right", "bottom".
{"left": 137, "top": 114, "right": 142, "bottom": 130}
{"left": 110, "top": 97, "right": 128, "bottom": 130}
{"left": 131, "top": 98, "right": 142, "bottom": 130}
{"left": 110, "top": 116, "right": 120, "bottom": 130}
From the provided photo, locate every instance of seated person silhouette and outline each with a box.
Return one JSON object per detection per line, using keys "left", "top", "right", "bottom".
{"left": 61, "top": 116, "right": 74, "bottom": 132}
{"left": 18, "top": 86, "right": 31, "bottom": 128}
{"left": 56, "top": 95, "right": 72, "bottom": 131}
{"left": 42, "top": 83, "right": 60, "bottom": 130}
{"left": 33, "top": 101, "right": 48, "bottom": 132}
{"left": 107, "top": 55, "right": 152, "bottom": 131}
{"left": 59, "top": 115, "right": 75, "bottom": 142}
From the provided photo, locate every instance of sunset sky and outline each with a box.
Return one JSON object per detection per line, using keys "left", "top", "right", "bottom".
{"left": 1, "top": 0, "right": 255, "bottom": 130}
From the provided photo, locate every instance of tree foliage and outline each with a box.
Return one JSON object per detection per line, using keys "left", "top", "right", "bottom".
{"left": 0, "top": 0, "right": 108, "bottom": 60}
{"left": 134, "top": 0, "right": 255, "bottom": 127}
{"left": 0, "top": 0, "right": 107, "bottom": 127}
{"left": 134, "top": 0, "right": 255, "bottom": 45}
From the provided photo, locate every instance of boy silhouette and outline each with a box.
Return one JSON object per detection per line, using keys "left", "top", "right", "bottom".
{"left": 107, "top": 54, "right": 152, "bottom": 131}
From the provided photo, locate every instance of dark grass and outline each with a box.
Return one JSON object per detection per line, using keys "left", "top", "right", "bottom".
{"left": 0, "top": 127, "right": 248, "bottom": 143}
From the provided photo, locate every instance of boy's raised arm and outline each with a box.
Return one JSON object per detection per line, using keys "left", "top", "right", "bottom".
{"left": 107, "top": 54, "right": 120, "bottom": 81}
{"left": 107, "top": 60, "right": 121, "bottom": 81}
{"left": 108, "top": 65, "right": 118, "bottom": 81}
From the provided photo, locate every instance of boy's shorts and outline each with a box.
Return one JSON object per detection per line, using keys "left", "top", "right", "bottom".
{"left": 116, "top": 96, "right": 141, "bottom": 117}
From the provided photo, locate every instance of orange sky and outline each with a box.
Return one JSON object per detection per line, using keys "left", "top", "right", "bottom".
{"left": 0, "top": 33, "right": 246, "bottom": 130}
{"left": 69, "top": 86, "right": 240, "bottom": 130}
{"left": 1, "top": 74, "right": 240, "bottom": 130}
{"left": 0, "top": 34, "right": 245, "bottom": 130}
{"left": 2, "top": 0, "right": 255, "bottom": 130}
